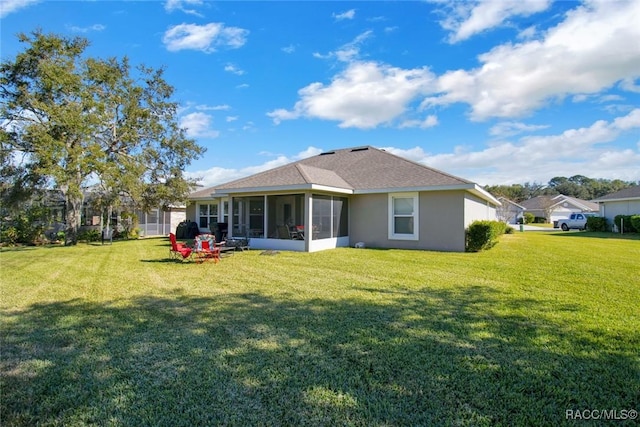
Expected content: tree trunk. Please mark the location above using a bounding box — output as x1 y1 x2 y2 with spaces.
64 195 82 245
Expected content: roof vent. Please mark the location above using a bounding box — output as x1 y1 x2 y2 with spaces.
350 147 369 152
319 151 335 156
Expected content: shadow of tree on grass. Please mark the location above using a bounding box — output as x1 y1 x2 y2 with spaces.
2 286 638 426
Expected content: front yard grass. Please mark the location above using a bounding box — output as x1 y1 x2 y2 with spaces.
1 231 638 426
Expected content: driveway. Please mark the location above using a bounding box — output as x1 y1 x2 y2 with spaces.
519 224 561 232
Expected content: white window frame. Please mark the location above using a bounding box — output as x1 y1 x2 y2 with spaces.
388 192 419 241
198 203 218 230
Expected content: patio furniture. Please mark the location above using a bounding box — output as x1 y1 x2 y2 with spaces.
194 236 219 264
277 225 292 239
225 237 249 251
169 232 193 261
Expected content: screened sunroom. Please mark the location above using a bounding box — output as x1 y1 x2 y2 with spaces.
192 192 349 252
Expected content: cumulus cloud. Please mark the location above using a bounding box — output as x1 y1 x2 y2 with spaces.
268 61 435 129
186 146 323 187
385 109 640 184
436 0 552 43
423 0 640 120
180 112 220 138
0 0 39 18
163 23 249 53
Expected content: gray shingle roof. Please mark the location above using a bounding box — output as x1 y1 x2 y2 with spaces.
593 186 640 201
213 146 471 192
519 195 598 212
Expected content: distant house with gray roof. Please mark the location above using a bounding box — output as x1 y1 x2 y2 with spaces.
188 146 500 252
519 195 598 223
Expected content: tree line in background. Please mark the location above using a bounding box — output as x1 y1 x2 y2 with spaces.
485 175 638 203
1 31 205 245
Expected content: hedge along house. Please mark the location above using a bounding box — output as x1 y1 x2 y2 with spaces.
188 146 500 252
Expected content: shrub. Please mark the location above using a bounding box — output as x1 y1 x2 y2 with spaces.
631 215 640 232
78 229 101 242
466 220 508 252
586 216 608 232
523 212 535 224
614 215 639 233
1 226 19 245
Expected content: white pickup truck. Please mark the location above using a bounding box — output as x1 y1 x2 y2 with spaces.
555 213 596 231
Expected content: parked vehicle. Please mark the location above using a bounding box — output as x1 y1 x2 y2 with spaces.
555 213 597 231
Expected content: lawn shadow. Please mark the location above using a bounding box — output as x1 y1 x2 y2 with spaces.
2 287 638 426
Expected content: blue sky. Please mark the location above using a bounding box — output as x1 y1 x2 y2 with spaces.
2 0 639 188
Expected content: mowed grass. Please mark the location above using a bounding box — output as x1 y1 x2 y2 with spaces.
1 231 638 426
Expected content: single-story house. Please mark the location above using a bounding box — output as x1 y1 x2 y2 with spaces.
188 146 499 252
518 195 598 223
593 186 640 226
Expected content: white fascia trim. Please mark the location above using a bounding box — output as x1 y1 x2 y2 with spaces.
595 197 640 203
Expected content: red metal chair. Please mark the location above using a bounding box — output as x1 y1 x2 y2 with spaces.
169 233 192 261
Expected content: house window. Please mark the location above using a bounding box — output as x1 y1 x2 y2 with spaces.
199 204 218 230
389 193 419 240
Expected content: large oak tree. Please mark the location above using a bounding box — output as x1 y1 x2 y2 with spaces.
1 31 204 244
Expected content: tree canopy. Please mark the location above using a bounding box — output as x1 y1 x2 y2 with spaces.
1 31 205 244
485 176 636 203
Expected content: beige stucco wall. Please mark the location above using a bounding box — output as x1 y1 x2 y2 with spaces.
350 190 470 252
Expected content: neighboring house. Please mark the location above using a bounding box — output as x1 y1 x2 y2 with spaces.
593 186 640 226
136 206 186 237
519 195 598 223
188 146 499 252
31 188 185 238
496 197 526 224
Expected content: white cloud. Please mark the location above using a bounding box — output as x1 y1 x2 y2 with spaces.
423 0 640 120
399 115 439 129
180 112 220 138
436 0 553 43
268 61 435 129
163 23 249 53
315 30 373 63
224 63 245 75
386 109 640 185
226 116 238 122
186 146 323 187
195 104 231 111
334 9 356 21
489 121 549 137
67 24 106 33
0 0 39 18
281 44 296 54
164 0 203 16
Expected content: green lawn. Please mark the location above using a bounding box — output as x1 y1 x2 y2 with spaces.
1 232 639 426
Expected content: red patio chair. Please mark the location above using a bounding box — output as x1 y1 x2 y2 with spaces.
194 239 220 264
169 232 192 261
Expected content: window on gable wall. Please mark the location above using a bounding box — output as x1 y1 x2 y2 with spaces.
388 192 419 240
